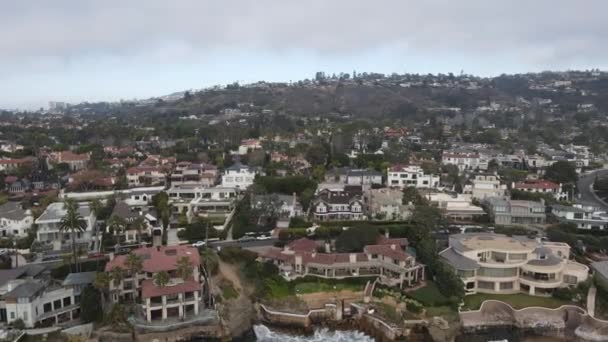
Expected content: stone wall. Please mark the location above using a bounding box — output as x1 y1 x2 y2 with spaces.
460 300 608 341
258 303 336 328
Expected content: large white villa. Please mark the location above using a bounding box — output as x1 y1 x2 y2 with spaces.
440 233 589 296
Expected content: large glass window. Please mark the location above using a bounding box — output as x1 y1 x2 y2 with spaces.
457 269 475 278
477 281 494 289
477 267 518 277
508 253 527 261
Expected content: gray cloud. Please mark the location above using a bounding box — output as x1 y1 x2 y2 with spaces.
1 0 607 79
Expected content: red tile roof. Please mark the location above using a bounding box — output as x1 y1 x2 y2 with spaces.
105 245 201 273
141 279 200 298
364 244 411 262
287 238 318 252
376 235 409 247
58 151 90 162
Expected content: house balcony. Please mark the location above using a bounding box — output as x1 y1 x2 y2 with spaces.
519 275 562 288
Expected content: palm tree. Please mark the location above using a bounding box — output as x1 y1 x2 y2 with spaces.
176 256 194 280
93 272 110 308
90 198 103 219
125 253 143 302
130 216 147 245
107 215 127 236
110 266 125 302
154 271 170 288
59 199 87 273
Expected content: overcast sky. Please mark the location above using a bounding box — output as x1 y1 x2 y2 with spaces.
1 0 607 109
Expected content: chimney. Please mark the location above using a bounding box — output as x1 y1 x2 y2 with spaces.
109 252 115 261
324 241 331 253
349 253 357 263
384 230 390 239
390 244 397 250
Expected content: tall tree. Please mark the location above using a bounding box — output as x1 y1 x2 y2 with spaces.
125 253 143 302
130 216 147 245
59 199 87 273
93 272 110 309
110 266 125 300
176 256 194 280
154 271 170 287
544 161 578 184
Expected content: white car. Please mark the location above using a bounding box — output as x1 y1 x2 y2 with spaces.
192 241 206 247
256 235 272 240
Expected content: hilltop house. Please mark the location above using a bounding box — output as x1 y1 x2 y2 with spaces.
551 204 608 231
512 179 568 201
484 197 546 226
220 162 261 189
463 173 507 200
311 186 365 221
387 165 439 189
35 202 97 252
0 202 34 238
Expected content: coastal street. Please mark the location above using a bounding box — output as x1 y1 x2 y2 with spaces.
577 169 608 210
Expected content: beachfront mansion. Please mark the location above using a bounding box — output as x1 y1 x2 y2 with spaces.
440 233 589 296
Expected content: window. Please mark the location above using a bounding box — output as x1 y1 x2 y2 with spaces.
477 281 494 289
477 267 518 277
63 297 71 307
499 282 514 290
10 312 15 319
53 299 62 310
43 303 52 313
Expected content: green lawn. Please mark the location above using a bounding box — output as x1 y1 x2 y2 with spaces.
294 281 364 294
408 281 449 306
463 293 572 310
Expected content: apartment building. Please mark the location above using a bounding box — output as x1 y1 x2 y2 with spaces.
512 179 568 201
0 202 34 238
311 186 365 221
485 197 546 226
105 245 205 323
35 202 97 252
261 236 425 289
552 204 608 231
463 173 507 200
440 233 589 296
387 165 439 189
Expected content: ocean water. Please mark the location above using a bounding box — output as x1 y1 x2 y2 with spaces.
253 325 374 342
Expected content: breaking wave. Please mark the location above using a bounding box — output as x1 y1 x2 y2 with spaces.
253 324 374 342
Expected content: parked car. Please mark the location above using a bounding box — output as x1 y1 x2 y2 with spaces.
192 241 206 247
238 236 256 242
256 235 272 240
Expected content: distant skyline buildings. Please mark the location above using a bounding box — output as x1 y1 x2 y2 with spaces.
1 1 608 109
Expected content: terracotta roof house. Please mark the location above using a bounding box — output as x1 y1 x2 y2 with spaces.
104 245 207 324
261 236 424 289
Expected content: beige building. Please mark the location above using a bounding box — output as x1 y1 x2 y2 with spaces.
463 173 507 200
440 233 588 296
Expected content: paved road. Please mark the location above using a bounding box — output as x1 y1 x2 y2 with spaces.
577 169 608 210
587 285 597 317
208 238 277 249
